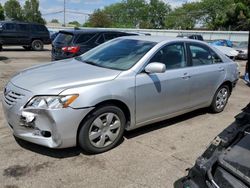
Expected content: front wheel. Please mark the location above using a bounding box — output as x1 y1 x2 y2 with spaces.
78 105 126 154
31 40 44 51
210 85 230 113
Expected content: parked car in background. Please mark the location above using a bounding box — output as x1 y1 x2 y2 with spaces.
234 41 248 60
0 21 51 51
212 45 239 60
51 30 137 60
175 103 250 188
50 32 59 42
210 39 233 47
2 36 239 154
177 34 204 41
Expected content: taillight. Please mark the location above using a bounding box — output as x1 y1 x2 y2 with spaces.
62 46 80 53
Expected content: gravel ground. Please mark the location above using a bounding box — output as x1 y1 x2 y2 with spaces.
0 46 249 188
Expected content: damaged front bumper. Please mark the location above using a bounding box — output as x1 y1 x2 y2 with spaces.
1 82 94 148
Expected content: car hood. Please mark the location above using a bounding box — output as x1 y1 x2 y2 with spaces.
10 58 121 95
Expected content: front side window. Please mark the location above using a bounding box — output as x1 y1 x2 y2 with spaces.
188 44 213 66
76 39 156 70
149 43 187 70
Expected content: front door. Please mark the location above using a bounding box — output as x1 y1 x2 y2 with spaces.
135 42 191 125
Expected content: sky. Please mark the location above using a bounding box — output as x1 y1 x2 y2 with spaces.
0 0 199 24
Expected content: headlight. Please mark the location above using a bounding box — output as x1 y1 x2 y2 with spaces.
25 95 79 109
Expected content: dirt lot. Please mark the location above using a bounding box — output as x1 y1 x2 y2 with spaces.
0 46 249 188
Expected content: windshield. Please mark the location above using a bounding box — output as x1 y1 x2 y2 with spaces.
54 32 73 44
76 39 156 70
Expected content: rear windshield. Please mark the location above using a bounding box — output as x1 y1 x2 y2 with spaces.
54 32 73 44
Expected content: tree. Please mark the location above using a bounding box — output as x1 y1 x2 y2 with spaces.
223 0 250 30
23 0 45 24
51 19 59 23
87 9 112 27
68 21 81 27
0 3 5 20
165 2 201 29
4 0 23 21
148 0 171 29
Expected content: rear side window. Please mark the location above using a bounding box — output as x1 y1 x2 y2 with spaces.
210 50 223 63
96 34 105 44
31 25 47 32
188 44 213 66
104 33 118 41
18 24 29 31
4 23 16 31
75 33 95 44
54 33 73 44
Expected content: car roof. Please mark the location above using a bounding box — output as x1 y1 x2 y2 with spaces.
0 21 44 25
119 35 201 44
59 29 130 35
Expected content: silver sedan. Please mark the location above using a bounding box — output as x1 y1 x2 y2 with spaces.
2 36 239 153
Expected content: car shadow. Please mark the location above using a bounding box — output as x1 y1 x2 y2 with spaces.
14 136 125 158
124 108 208 139
14 108 207 158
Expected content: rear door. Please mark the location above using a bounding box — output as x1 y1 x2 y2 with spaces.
187 42 226 107
16 24 30 45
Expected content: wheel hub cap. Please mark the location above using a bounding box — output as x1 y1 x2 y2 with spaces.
88 113 121 148
216 88 228 110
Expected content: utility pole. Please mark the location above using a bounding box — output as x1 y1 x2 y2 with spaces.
63 0 66 26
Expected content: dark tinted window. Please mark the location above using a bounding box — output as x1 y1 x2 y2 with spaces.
77 39 156 70
104 33 118 41
149 43 187 70
96 34 105 44
75 33 95 43
188 44 213 66
4 23 16 31
54 33 73 44
18 24 29 31
31 24 47 32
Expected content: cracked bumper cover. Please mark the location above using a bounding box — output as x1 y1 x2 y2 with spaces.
2 95 94 148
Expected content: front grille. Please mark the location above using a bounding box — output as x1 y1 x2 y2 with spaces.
4 90 24 107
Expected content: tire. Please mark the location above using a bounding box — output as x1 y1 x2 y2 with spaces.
23 46 32 50
31 40 44 51
78 105 126 154
210 85 230 113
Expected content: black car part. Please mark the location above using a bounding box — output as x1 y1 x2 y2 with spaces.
175 103 250 188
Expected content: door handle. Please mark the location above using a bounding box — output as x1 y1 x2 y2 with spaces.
182 73 191 80
218 67 225 72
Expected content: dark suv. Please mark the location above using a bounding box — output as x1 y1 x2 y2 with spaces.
52 30 137 60
0 21 51 51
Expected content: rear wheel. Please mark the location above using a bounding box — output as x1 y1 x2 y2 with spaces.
78 105 125 154
210 85 230 113
31 40 44 51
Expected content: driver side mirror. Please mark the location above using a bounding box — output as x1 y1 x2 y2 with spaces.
145 62 166 74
